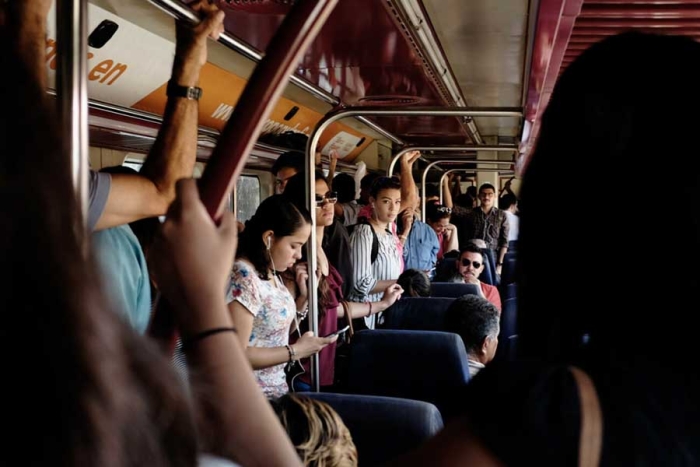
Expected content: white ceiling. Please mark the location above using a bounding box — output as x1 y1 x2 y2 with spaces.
422 0 530 139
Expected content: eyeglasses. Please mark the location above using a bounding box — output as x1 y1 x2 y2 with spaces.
435 206 452 214
461 258 482 268
315 191 338 206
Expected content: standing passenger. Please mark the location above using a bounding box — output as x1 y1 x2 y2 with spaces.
348 177 403 329
392 32 700 466
283 171 403 391
227 195 335 398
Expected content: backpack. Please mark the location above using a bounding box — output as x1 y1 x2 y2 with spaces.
347 217 379 264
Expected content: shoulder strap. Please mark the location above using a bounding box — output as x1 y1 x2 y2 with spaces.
357 217 379 264
569 366 603 467
340 300 354 339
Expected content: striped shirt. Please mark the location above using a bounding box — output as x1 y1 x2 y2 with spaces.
348 223 402 328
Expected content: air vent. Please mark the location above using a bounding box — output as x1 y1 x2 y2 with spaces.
357 95 429 106
221 0 296 14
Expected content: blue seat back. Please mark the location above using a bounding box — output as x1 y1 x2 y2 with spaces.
479 247 498 286
297 392 443 467
348 329 470 419
495 297 518 361
380 297 455 331
430 282 480 298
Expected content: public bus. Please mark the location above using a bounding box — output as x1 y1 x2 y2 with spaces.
38 0 698 464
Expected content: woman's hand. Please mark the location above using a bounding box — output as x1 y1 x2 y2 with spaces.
292 331 337 359
150 179 237 324
294 262 309 298
379 283 404 309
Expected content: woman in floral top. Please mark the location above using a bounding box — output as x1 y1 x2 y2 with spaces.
227 195 336 398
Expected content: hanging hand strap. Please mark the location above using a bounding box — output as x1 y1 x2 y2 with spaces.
569 366 603 467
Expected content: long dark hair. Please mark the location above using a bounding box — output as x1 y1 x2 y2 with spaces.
0 29 195 466
518 32 700 369
283 170 333 312
237 194 312 279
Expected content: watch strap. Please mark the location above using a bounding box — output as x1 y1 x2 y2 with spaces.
166 80 202 101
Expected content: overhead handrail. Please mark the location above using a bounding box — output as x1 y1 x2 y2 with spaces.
438 169 475 205
149 0 339 355
386 145 517 176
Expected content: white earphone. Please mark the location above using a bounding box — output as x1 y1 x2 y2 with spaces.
266 236 272 249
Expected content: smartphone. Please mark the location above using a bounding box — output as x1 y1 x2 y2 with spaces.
323 325 350 339
88 20 119 49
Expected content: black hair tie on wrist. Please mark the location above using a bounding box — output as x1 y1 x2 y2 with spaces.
181 327 237 352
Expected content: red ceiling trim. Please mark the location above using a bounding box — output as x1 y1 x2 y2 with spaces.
519 0 584 173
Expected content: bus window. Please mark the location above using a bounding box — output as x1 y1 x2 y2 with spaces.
236 175 260 223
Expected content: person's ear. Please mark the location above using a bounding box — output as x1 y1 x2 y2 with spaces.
262 230 274 250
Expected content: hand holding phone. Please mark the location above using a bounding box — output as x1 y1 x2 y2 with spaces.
323 325 350 339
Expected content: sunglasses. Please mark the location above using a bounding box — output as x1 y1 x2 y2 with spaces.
435 206 452 214
315 192 338 206
461 258 482 268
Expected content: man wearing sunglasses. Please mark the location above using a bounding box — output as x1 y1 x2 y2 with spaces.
454 244 502 311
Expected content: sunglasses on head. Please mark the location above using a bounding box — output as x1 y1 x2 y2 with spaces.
461 258 482 268
436 206 452 214
315 191 338 206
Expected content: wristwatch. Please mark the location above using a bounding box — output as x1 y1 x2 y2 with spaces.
166 80 202 101
496 262 503 267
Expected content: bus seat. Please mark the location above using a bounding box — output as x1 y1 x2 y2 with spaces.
430 282 480 298
499 282 517 301
347 329 470 419
480 248 497 286
380 297 455 331
500 255 517 285
495 297 518 362
297 392 443 467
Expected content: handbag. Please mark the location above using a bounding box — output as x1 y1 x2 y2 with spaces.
569 366 603 467
332 300 355 391
285 312 306 392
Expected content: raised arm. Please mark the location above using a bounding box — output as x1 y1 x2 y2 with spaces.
95 1 224 230
150 179 302 467
443 174 454 208
400 150 421 212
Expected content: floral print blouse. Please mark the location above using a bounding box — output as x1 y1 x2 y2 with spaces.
226 260 296 398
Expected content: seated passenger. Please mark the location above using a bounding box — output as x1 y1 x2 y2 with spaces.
397 269 431 298
271 394 358 467
392 32 700 467
444 295 500 377
451 244 502 311
227 195 335 398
